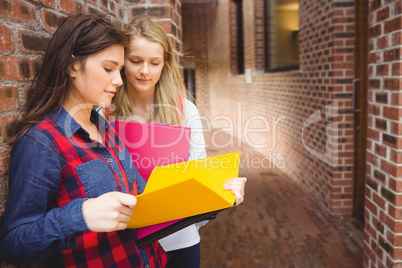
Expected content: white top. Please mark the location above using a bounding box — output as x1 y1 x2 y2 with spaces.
158 99 207 252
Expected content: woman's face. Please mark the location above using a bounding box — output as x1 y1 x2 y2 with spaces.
70 44 124 109
124 37 165 93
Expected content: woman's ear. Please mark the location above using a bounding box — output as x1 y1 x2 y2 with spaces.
69 56 80 78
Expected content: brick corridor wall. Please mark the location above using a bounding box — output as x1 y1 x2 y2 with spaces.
184 0 356 218
298 0 356 216
254 0 265 72
0 0 180 267
182 3 210 114
364 0 402 266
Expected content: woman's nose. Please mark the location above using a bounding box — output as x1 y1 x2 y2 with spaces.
113 72 123 86
140 63 149 75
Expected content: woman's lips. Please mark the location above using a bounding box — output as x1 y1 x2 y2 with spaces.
105 91 115 97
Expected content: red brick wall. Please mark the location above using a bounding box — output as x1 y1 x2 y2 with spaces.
184 0 356 217
182 3 210 113
0 0 180 267
254 0 265 72
365 0 402 266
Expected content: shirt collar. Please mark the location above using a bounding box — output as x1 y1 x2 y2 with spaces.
50 106 109 138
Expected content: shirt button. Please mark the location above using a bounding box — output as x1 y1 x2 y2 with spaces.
120 177 124 183
108 158 113 163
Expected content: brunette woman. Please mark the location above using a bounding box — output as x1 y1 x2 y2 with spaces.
0 14 167 267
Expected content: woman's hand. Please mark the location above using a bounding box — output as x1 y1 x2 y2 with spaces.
223 177 247 206
82 192 137 232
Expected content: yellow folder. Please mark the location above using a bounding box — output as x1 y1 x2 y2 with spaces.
127 152 241 229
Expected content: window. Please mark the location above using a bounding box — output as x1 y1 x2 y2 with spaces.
230 0 244 75
265 0 299 72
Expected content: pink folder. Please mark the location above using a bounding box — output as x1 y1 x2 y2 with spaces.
114 120 191 239
114 120 191 180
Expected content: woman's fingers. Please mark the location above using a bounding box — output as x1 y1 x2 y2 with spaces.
109 209 132 222
119 206 134 217
223 177 247 206
114 191 137 209
223 177 247 192
110 192 136 216
230 188 244 205
82 192 137 232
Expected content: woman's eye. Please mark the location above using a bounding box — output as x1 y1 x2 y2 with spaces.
130 60 140 64
152 63 160 66
104 67 112 73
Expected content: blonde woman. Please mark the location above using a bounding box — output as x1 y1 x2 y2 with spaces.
111 16 247 267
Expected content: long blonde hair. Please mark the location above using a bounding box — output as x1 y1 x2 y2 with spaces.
111 16 187 126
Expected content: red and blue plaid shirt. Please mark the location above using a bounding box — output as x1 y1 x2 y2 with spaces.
0 107 168 267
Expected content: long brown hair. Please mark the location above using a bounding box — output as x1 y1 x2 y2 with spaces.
6 13 128 145
111 16 188 126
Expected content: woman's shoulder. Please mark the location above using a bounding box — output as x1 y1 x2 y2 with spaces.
183 99 199 116
183 98 195 106
16 115 64 151
32 117 64 139
183 99 202 128
12 121 55 155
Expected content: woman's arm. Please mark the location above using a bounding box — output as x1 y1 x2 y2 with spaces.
0 131 89 265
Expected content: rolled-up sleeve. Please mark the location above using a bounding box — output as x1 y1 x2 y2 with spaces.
0 131 89 265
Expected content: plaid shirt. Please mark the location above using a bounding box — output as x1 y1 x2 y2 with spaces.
0 107 168 267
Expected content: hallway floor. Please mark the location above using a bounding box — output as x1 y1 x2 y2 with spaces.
199 134 364 268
